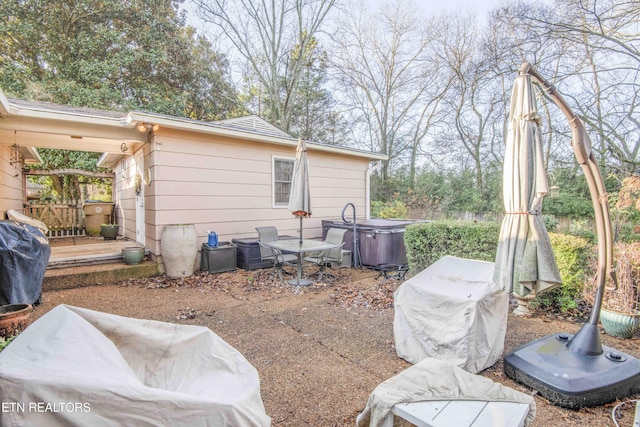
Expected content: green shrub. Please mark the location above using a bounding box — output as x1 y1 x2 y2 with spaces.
543 215 558 232
371 200 408 219
614 222 640 243
530 233 593 313
404 220 500 274
566 218 596 244
0 336 15 352
404 221 594 315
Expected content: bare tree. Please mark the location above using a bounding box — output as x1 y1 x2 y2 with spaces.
193 0 337 132
487 1 577 171
329 0 444 180
495 0 640 175
433 13 502 196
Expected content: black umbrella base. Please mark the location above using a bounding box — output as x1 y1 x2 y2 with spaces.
504 332 640 409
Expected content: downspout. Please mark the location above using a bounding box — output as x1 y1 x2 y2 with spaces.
366 160 382 220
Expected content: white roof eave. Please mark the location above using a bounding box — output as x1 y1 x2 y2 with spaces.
127 111 388 161
0 91 10 117
0 88 386 162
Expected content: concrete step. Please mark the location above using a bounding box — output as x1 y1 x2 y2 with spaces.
48 239 148 269
43 261 161 291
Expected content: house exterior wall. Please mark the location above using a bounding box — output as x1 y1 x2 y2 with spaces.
0 145 24 218
113 154 137 241
138 128 370 257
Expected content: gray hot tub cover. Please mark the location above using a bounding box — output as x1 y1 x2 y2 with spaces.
0 305 271 427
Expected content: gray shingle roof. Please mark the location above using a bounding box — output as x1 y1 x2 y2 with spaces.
212 115 291 138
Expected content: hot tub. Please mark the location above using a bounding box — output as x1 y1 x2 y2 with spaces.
321 219 428 267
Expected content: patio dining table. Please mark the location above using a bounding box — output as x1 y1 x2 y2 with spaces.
264 239 341 286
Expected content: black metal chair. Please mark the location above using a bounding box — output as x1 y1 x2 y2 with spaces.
303 228 347 281
255 226 297 280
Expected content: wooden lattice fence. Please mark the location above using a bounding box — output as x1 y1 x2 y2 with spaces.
23 201 84 237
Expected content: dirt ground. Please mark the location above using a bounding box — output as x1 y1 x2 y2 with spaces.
24 266 640 427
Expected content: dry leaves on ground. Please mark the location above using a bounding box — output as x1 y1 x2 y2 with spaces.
329 280 400 310
122 267 401 311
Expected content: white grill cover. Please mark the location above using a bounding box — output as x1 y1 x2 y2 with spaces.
394 256 509 373
0 305 270 427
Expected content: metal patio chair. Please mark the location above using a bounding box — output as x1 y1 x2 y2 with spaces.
303 227 347 281
256 226 297 280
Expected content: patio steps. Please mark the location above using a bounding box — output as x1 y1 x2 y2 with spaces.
43 261 161 292
42 238 162 291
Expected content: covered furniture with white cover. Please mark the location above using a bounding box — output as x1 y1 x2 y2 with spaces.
0 305 271 427
393 256 509 373
356 358 536 427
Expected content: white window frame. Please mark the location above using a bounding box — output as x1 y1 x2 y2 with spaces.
272 155 295 208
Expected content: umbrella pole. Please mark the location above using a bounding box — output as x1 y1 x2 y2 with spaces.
523 62 613 353
299 216 303 244
503 63 640 409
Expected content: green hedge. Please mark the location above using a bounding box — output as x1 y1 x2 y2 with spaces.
531 233 593 312
404 220 500 274
371 200 408 219
404 221 594 315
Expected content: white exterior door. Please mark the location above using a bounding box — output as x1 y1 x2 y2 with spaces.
135 150 145 246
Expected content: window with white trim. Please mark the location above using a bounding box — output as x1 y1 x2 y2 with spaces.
273 157 294 207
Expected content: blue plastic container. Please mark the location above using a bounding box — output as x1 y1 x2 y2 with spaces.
207 231 219 247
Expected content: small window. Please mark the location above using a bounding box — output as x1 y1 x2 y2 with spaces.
273 157 294 207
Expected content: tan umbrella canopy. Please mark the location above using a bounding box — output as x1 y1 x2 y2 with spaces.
493 71 562 315
288 138 311 243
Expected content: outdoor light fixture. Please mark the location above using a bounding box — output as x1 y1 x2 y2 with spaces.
503 63 640 409
136 122 159 132
549 185 560 199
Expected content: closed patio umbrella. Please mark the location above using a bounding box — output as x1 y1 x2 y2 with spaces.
502 62 640 410
289 138 311 243
493 71 561 315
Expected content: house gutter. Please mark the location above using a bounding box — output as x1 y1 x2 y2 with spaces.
366 160 382 219
7 100 130 129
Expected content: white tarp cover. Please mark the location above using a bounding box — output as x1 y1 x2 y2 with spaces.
6 209 48 236
0 305 271 427
394 256 509 373
355 358 536 427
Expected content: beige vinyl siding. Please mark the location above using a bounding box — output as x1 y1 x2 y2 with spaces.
307 151 367 221
113 152 141 243
0 145 25 217
143 128 370 252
